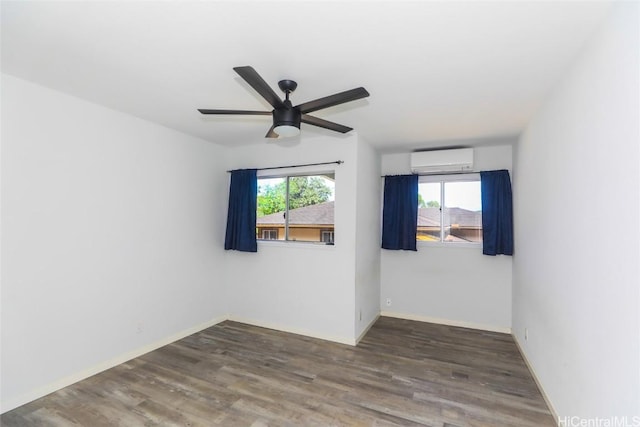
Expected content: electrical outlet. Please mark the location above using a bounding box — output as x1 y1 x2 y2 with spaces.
386 298 392 306
524 328 528 341
359 310 362 321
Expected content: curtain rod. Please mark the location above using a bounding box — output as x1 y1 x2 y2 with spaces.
381 170 480 178
227 160 343 173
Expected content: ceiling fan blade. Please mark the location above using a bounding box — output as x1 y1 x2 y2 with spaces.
233 66 284 109
297 87 370 114
302 114 353 133
265 125 278 138
198 109 271 115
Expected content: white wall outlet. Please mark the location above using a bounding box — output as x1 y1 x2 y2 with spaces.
524 328 528 341
386 298 392 306
359 310 362 321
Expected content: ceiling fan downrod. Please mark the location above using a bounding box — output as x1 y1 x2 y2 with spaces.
278 79 298 103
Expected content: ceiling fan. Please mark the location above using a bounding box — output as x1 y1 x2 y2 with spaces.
198 66 370 138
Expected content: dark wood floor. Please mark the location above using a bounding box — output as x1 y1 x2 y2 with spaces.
2 317 555 426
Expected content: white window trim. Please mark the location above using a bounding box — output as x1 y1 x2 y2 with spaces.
417 240 481 249
258 240 336 250
257 167 336 180
418 172 480 183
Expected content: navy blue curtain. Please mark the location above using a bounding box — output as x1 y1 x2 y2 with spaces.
382 174 419 251
480 170 513 256
224 169 257 252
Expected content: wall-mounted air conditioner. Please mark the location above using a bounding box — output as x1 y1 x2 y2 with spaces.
410 148 474 174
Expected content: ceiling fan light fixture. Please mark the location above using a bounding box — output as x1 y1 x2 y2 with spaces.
273 124 300 138
272 106 301 138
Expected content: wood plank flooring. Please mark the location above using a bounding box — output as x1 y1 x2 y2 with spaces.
1 317 556 426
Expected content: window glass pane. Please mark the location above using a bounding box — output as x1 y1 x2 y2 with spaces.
257 177 286 240
287 174 335 242
443 181 482 243
417 182 441 241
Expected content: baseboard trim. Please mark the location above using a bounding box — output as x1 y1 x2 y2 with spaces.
512 335 559 426
228 315 357 346
380 311 512 334
1 315 228 414
355 314 380 345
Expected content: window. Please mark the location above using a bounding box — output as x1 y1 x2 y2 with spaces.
257 173 335 243
320 230 334 244
261 229 278 240
417 175 482 244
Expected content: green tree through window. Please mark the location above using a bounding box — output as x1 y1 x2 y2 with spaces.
258 176 332 216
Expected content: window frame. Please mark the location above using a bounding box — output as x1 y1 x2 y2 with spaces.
256 169 336 246
418 173 482 248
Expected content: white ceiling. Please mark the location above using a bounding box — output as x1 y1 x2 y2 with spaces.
1 1 612 151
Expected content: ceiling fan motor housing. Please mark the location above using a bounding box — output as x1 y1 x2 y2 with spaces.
273 103 301 128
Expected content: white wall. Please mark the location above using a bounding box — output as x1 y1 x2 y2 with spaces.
354 138 381 340
380 144 514 332
0 75 229 412
512 3 639 419
226 136 359 344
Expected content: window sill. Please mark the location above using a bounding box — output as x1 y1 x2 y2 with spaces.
257 240 336 250
416 241 482 249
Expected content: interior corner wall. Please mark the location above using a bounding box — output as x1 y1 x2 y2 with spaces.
0 74 230 412
380 144 514 332
512 3 639 419
354 138 381 339
225 136 359 344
